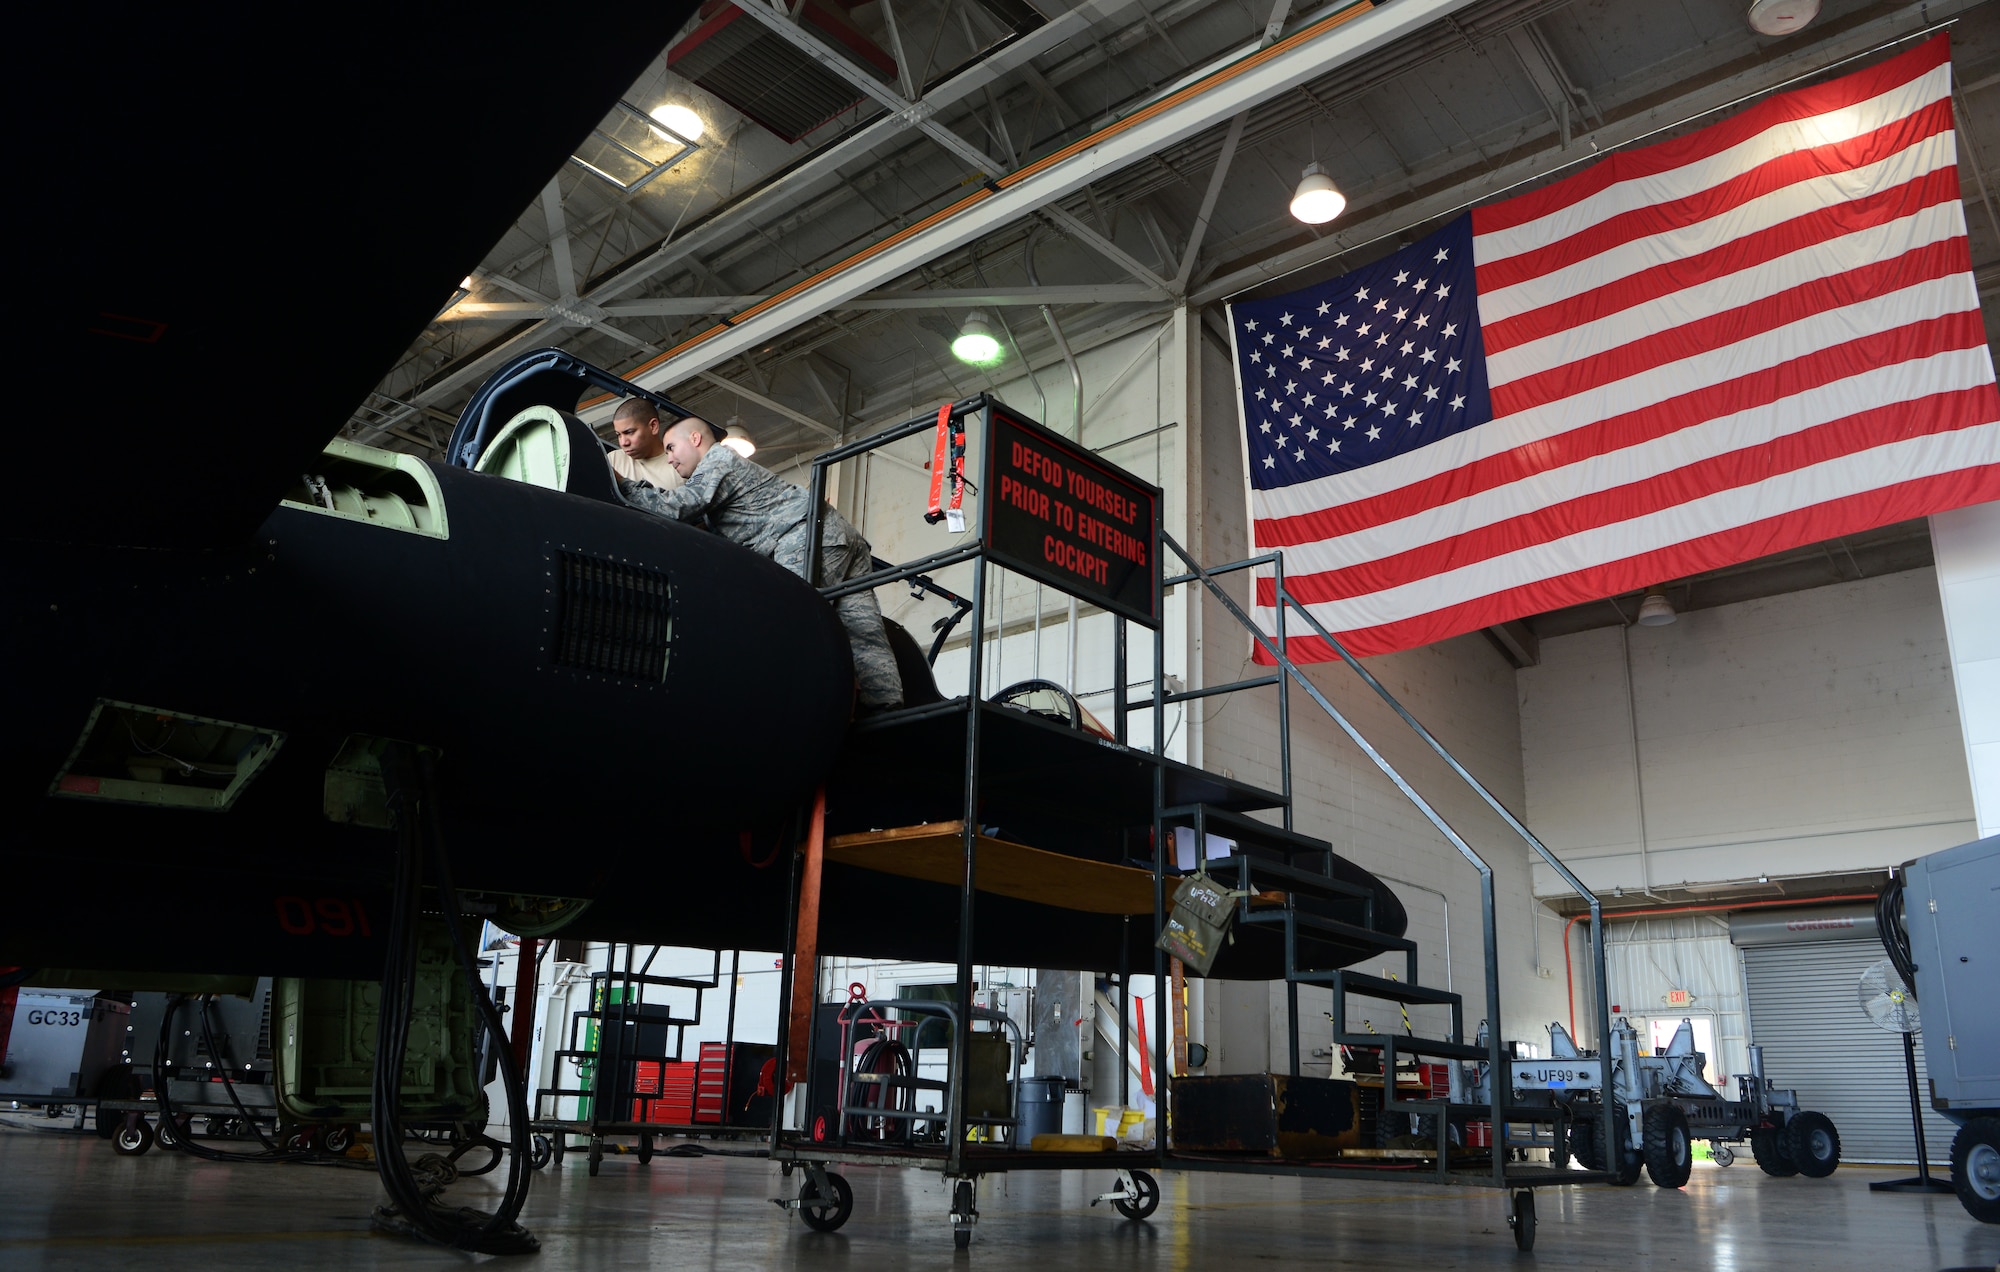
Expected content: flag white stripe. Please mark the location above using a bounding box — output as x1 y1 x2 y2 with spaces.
1248 272 1981 521
1255 348 1997 573
1473 64 1951 267
1258 422 2000 633
1476 132 1958 331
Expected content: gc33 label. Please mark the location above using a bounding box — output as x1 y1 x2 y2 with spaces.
26 1009 86 1027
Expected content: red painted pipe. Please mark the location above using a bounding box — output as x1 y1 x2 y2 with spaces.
1563 892 1879 1037
511 937 538 1076
786 788 828 1088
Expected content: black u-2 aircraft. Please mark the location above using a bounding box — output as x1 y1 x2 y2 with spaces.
4 6 1407 987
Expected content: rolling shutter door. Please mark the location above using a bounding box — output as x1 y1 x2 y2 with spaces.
1741 939 1956 1165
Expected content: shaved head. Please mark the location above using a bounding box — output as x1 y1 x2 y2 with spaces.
661 415 722 478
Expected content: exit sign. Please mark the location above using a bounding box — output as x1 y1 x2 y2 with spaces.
1666 989 1694 1007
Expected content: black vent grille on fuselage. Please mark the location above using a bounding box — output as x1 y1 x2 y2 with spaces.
553 552 672 682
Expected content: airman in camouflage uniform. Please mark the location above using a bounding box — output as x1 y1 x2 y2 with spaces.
616 417 903 710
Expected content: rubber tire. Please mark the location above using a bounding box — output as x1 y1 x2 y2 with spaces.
587 1138 602 1177
529 1135 553 1170
1511 1190 1536 1253
1113 1169 1161 1220
798 1172 854 1233
1751 1126 1798 1177
1948 1116 2000 1224
323 1124 355 1154
551 1135 566 1165
1643 1104 1693 1189
636 1135 654 1165
1570 1113 1601 1171
1583 1114 1640 1185
1785 1111 1840 1178
112 1120 154 1156
951 1178 976 1247
1712 1144 1735 1167
155 1117 184 1152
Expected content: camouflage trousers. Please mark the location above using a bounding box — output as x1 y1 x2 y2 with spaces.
807 535 903 709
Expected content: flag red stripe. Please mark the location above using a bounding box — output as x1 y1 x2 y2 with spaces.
1252 310 1990 547
1469 37 1950 235
1481 164 1964 356
1475 101 1954 296
1254 464 2000 661
1261 386 2000 607
1489 236 1974 417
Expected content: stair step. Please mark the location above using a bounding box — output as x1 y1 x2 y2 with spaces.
1237 909 1406 953
1336 1034 1488 1062
1164 804 1334 863
1333 970 1461 1009
1208 855 1377 904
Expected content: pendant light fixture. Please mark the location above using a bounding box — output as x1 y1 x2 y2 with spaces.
1289 163 1346 224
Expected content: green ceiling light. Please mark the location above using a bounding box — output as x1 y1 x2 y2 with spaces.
952 311 1003 365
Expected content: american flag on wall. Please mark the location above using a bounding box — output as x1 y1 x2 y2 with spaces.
1228 35 2000 661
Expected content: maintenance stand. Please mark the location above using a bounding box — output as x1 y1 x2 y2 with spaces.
769 395 1621 1253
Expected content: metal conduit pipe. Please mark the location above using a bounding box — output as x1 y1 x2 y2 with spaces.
1024 230 1087 695
1560 892 1882 1040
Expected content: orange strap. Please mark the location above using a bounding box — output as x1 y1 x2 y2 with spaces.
924 403 966 529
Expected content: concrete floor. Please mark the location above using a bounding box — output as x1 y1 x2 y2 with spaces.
2 1123 1995 1270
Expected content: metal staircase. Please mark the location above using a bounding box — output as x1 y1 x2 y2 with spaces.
1149 530 1617 1187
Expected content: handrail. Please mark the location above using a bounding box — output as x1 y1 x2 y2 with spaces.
1157 529 1615 1188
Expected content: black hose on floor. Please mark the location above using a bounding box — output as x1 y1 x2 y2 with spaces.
371 744 537 1255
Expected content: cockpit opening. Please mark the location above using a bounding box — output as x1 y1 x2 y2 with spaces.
283 438 448 538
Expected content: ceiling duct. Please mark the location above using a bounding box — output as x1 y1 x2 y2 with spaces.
668 0 897 143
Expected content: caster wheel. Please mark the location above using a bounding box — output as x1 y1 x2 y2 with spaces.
1511 1190 1536 1252
529 1134 553 1170
637 1135 654 1165
1113 1170 1160 1220
587 1138 602 1177
799 1171 853 1232
1712 1144 1735 1168
155 1117 188 1151
951 1178 977 1246
112 1120 154 1156
551 1135 566 1165
323 1124 355 1154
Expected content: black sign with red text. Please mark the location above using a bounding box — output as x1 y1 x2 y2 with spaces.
982 403 1161 628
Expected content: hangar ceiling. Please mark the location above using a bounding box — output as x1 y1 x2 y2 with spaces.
350 0 2000 632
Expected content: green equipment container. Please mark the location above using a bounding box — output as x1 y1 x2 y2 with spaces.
271 918 487 1127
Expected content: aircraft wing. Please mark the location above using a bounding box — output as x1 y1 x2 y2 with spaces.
12 5 699 549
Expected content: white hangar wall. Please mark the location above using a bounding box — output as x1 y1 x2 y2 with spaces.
1516 567 1980 900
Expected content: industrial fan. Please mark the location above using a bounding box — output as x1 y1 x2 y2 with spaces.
1858 958 1920 1033
1859 956 1954 1194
